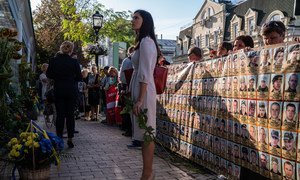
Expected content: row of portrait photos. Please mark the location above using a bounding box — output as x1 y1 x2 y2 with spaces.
157 96 299 131
156 43 299 179
165 72 299 101
157 130 300 180
167 43 300 79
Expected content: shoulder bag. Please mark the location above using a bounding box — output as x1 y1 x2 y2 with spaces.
153 64 168 94
123 54 168 95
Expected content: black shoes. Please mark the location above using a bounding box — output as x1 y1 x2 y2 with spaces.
122 131 132 137
67 140 74 148
127 140 142 149
74 130 79 134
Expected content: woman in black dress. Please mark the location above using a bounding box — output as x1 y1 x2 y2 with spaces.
46 41 82 148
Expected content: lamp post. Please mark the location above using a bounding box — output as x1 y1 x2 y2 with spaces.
92 11 103 68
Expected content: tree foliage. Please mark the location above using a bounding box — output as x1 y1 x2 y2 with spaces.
33 0 65 65
33 0 135 67
59 0 135 45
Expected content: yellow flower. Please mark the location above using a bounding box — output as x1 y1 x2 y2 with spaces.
16 144 22 150
34 142 40 148
9 149 18 158
25 141 30 147
27 136 32 141
15 151 20 157
11 138 18 144
12 144 19 150
20 132 26 138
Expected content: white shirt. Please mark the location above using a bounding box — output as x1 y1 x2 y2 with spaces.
119 57 133 84
39 73 48 100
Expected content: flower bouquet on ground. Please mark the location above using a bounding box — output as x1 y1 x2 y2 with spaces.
6 120 63 179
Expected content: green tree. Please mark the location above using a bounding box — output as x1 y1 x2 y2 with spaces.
33 0 65 65
33 0 135 67
59 0 135 45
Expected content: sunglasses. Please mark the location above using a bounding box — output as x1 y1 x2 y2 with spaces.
263 21 281 28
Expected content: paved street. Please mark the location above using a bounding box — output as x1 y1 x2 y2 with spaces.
36 115 217 180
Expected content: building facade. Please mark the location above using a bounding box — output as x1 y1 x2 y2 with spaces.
0 0 36 92
174 0 299 63
0 0 36 67
157 38 176 64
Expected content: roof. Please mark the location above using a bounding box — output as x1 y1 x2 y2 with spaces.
157 39 177 47
224 0 295 40
231 0 294 26
178 26 193 40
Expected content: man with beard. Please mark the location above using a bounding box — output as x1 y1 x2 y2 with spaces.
285 74 298 93
260 154 268 170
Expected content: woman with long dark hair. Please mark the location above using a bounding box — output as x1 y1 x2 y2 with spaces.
130 9 159 180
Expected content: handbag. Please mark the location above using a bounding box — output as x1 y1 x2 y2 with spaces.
124 68 134 85
123 53 168 94
153 65 168 94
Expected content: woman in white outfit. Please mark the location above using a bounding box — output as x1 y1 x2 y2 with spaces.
130 9 158 180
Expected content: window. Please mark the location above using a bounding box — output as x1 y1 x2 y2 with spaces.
195 36 201 47
214 31 218 44
233 23 238 39
205 34 210 47
197 35 202 47
270 14 281 21
267 11 285 22
183 41 188 54
248 17 255 35
208 8 211 17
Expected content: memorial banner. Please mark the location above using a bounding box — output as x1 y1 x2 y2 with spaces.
156 43 300 179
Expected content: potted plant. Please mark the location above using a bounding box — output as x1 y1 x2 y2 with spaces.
85 43 108 56
6 120 64 180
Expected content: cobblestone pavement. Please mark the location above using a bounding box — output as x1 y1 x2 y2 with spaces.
38 115 217 180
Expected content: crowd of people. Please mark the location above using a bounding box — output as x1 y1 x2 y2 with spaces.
36 10 299 179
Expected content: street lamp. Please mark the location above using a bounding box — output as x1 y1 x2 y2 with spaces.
92 11 103 67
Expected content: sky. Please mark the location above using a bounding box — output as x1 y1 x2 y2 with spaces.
30 0 205 40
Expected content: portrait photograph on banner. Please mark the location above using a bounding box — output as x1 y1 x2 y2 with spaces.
155 42 300 179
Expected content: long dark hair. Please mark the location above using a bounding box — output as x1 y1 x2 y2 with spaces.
133 10 159 55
